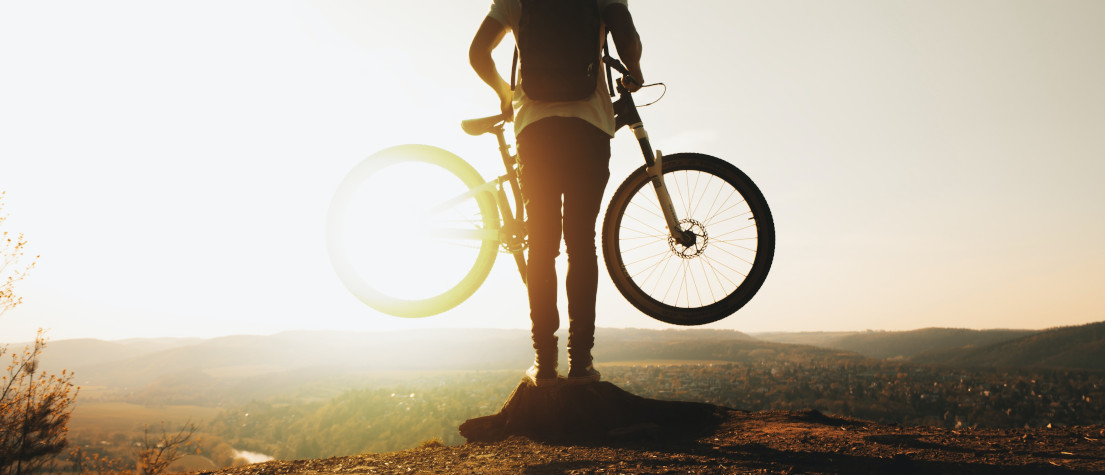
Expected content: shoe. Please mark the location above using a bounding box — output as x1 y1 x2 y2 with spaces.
566 364 601 384
525 363 560 387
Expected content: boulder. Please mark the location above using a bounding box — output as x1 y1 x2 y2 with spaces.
459 379 725 443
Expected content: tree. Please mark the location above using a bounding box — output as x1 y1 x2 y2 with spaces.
134 421 200 475
0 192 36 320
1 192 78 474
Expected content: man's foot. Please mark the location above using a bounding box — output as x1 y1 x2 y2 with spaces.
525 363 560 387
566 364 601 384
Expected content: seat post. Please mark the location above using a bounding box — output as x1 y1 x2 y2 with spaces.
492 125 525 224
493 125 512 163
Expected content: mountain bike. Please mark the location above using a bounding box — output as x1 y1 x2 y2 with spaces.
326 57 774 326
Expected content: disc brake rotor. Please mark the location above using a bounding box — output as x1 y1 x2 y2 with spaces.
668 218 707 259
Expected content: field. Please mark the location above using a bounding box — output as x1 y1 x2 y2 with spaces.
68 401 223 435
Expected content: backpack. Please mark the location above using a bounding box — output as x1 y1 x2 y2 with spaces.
513 0 602 101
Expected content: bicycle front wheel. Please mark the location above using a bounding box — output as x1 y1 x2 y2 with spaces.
326 144 500 317
602 153 774 325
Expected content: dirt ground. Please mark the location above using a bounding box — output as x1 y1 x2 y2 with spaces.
206 408 1105 474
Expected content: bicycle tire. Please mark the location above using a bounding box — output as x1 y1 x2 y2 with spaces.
326 144 500 317
602 153 774 325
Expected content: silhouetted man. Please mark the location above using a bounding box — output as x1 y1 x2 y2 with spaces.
470 0 643 386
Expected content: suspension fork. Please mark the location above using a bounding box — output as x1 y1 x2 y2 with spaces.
614 85 693 247
629 123 695 247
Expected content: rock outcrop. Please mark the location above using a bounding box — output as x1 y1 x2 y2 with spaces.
459 379 725 443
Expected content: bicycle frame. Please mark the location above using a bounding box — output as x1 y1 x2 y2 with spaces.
457 56 694 286
488 124 530 283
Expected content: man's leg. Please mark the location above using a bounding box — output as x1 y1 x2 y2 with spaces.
561 120 611 377
517 120 565 382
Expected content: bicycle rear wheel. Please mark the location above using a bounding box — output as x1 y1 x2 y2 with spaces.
602 153 774 325
326 144 500 317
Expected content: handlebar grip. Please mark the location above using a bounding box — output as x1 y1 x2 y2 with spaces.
603 56 642 91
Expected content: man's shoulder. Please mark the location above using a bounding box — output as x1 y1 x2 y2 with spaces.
489 0 521 11
488 0 520 29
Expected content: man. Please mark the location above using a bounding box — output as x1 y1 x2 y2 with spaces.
469 0 643 386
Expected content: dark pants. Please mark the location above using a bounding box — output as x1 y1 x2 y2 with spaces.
517 117 611 365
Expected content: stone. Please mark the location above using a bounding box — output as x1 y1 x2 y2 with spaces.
459 379 725 443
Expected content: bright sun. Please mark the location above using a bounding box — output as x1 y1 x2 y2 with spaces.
326 145 502 318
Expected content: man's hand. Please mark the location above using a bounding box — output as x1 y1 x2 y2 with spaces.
497 82 515 120
620 69 644 93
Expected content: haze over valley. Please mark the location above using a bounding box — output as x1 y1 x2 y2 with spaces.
15 322 1102 469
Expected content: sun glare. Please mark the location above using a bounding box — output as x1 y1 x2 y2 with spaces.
328 151 498 316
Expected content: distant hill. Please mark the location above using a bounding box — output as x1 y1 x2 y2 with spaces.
753 327 1035 359
61 329 537 389
35 322 1105 406
750 331 859 348
37 337 203 371
34 328 853 405
912 321 1105 370
824 328 1036 359
42 328 763 387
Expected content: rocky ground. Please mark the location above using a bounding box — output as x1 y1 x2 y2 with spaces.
206 380 1105 474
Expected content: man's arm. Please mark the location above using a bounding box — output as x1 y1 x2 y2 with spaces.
469 16 513 117
604 3 643 91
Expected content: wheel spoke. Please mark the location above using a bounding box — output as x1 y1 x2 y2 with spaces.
700 253 744 289
702 194 746 226
710 239 759 254
687 260 703 307
628 197 665 221
626 247 677 271
708 223 757 239
700 249 751 277
698 255 724 303
623 207 668 236
689 171 705 218
620 237 669 254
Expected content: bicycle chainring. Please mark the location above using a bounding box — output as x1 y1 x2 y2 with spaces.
499 224 528 254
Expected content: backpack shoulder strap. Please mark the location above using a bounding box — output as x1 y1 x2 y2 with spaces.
603 37 614 97
511 47 518 92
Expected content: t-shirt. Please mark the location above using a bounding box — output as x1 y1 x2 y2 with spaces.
487 0 629 138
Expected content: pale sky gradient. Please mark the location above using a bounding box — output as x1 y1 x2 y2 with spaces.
2 0 1103 341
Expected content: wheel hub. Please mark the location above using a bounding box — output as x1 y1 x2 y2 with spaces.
668 218 707 258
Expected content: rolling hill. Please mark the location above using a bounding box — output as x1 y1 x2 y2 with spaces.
28 321 1105 407
752 327 1036 359
912 320 1105 370
32 327 841 405
824 327 1037 359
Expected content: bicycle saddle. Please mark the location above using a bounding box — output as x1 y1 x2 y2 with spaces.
461 113 510 136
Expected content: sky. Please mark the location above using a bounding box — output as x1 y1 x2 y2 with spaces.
2 0 1103 342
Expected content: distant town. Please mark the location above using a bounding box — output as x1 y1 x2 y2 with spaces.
613 361 1103 429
